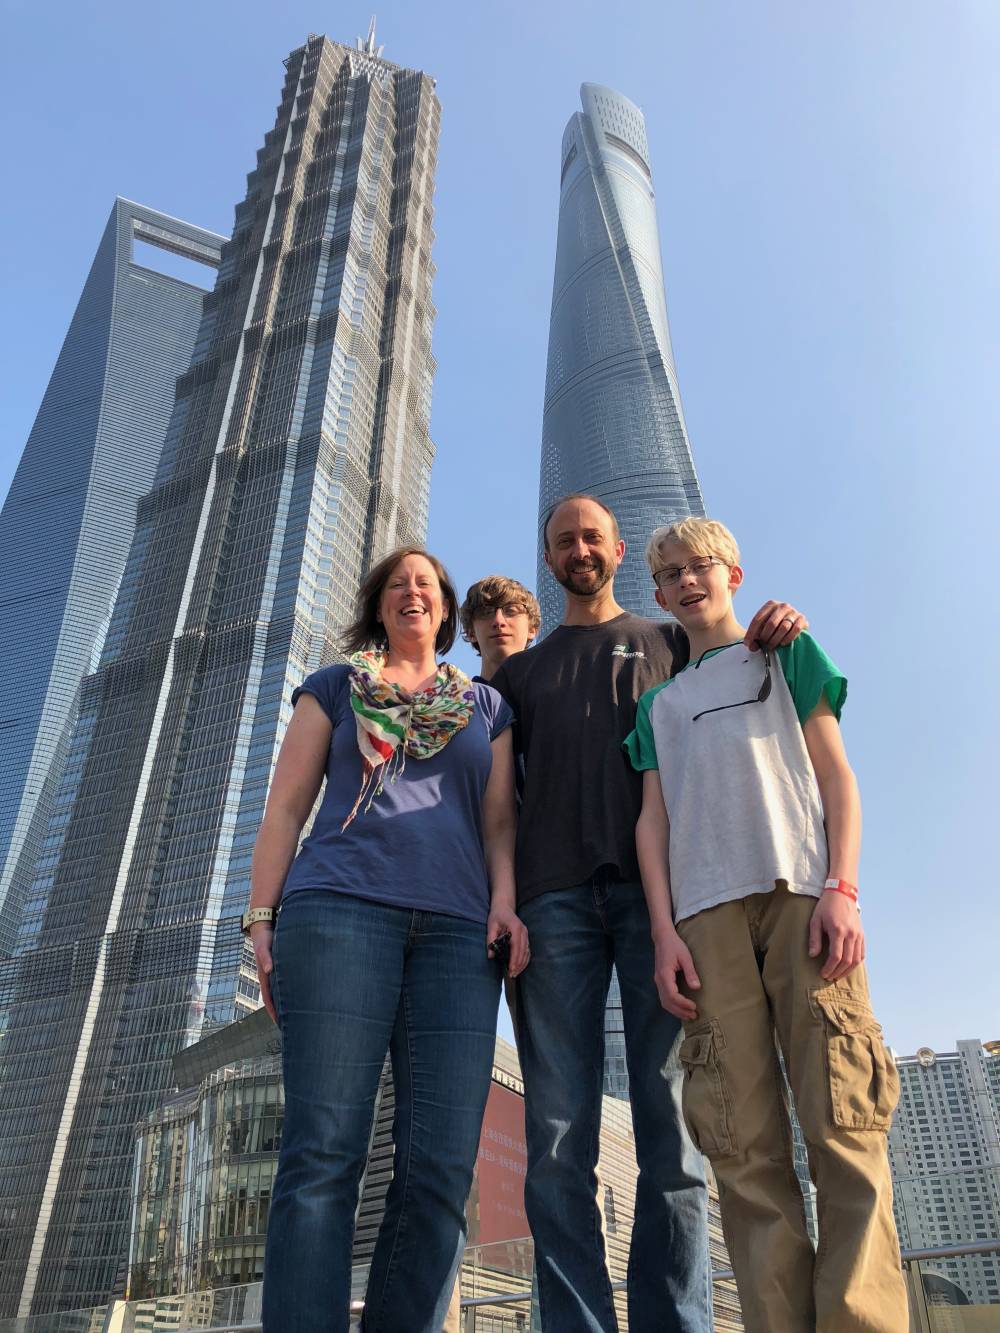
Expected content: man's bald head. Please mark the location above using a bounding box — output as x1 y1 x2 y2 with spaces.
542 493 620 551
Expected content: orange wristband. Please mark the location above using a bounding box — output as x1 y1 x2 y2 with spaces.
824 877 858 902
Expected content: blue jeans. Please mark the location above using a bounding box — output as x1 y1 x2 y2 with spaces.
262 891 501 1333
517 878 712 1333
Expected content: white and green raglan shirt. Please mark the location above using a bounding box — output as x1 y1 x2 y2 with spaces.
623 633 847 925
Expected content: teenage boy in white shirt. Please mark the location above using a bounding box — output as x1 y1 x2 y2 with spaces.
626 517 907 1333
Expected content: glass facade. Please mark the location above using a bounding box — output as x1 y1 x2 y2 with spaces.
0 201 223 959
537 86 705 1104
126 1022 742 1330
602 970 629 1100
537 83 704 633
0 31 440 1319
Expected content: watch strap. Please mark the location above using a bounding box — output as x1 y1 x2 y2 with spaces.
242 906 277 933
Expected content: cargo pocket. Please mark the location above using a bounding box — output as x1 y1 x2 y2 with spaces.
678 1021 736 1158
812 989 900 1130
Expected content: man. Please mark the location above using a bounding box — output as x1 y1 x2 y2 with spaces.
491 494 807 1333
460 573 541 681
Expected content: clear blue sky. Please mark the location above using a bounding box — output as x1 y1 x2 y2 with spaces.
2 1 998 1057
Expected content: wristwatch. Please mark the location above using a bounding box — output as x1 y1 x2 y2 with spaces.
241 906 277 934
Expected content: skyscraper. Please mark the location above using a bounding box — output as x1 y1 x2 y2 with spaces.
889 1038 1000 1304
0 200 223 958
0 28 440 1317
537 85 704 1102
537 83 704 633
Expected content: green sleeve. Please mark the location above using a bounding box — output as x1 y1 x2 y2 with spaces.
776 632 848 724
623 686 661 771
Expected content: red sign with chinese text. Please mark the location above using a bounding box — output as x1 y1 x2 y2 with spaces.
470 1081 528 1245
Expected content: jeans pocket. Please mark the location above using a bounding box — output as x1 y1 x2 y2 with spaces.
812 988 900 1130
678 1020 736 1158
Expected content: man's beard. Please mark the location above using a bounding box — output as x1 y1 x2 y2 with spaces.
555 558 614 598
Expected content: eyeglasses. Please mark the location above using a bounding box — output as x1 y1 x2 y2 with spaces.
472 601 528 621
692 647 771 722
652 556 727 589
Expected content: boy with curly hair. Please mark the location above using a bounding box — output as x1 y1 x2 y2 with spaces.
460 574 540 682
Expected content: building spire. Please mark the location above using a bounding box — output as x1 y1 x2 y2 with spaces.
356 15 384 57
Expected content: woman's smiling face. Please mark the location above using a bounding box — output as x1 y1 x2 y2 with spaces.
378 552 448 648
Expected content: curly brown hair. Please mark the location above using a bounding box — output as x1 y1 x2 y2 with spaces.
342 547 459 656
460 574 541 654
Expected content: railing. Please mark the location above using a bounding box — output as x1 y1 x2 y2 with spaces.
1 1240 997 1332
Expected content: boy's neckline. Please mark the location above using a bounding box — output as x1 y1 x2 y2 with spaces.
693 640 743 668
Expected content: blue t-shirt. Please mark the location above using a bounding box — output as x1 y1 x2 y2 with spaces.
281 665 514 923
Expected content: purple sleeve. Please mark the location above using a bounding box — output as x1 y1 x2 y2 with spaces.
291 664 350 724
475 681 514 741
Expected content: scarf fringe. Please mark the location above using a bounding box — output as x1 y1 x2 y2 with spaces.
341 746 407 831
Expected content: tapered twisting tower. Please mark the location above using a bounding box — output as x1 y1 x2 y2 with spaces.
537 84 704 633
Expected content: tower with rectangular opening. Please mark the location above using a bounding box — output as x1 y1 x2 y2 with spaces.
0 200 224 959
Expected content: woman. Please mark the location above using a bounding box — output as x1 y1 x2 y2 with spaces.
249 546 528 1333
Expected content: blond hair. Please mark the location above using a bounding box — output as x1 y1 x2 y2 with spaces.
645 517 740 576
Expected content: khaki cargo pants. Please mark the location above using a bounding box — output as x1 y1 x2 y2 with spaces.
676 886 907 1333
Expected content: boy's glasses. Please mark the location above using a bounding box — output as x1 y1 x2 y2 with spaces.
472 601 528 621
692 647 772 722
653 556 727 588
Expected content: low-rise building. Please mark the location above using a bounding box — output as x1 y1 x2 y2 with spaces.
128 1009 742 1327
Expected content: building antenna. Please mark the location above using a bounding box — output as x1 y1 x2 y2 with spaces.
357 16 384 58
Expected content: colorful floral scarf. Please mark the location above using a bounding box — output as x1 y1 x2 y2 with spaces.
342 650 475 828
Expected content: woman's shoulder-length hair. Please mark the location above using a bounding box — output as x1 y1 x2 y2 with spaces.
342 546 459 656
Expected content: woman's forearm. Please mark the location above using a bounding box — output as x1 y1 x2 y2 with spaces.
482 730 518 911
247 693 331 912
250 808 306 910
484 812 517 910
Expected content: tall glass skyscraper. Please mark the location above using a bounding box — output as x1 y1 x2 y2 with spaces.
537 83 704 632
0 29 439 1317
0 201 223 958
537 85 705 1100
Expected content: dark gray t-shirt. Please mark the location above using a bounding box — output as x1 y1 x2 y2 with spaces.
281 666 513 923
491 613 688 905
